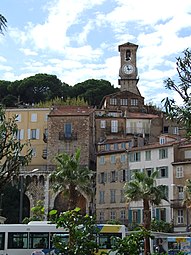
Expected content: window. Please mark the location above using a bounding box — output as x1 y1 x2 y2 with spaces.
163 126 168 133
64 123 72 138
114 143 119 150
145 150 151 161
98 172 107 184
110 210 116 220
120 98 128 105
131 98 138 106
157 166 168 178
173 126 179 135
120 154 126 162
100 120 106 129
110 98 117 105
31 113 37 122
8 232 28 249
145 168 154 177
159 137 166 144
185 150 191 159
156 208 166 221
176 166 184 178
28 129 40 140
0 233 4 250
132 210 139 223
29 233 48 249
111 170 117 182
120 190 125 203
99 156 105 165
110 189 116 203
15 114 21 122
159 148 168 159
110 155 116 164
99 211 104 222
17 129 24 140
120 210 126 220
178 186 184 199
105 144 110 151
121 142 126 149
111 120 118 133
129 152 141 162
99 191 105 204
177 209 184 224
121 169 127 182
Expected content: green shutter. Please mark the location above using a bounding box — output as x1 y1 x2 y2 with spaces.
156 208 160 220
128 209 132 223
137 209 141 223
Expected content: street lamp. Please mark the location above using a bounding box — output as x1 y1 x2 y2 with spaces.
19 169 39 223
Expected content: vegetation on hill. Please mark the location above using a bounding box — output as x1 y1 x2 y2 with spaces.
0 75 119 108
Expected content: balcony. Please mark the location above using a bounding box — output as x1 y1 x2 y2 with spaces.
59 132 77 141
170 199 185 208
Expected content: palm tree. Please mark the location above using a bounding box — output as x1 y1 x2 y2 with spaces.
124 170 168 255
50 148 94 211
0 14 7 34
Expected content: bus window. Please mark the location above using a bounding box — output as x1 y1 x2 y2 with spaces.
8 232 28 249
0 232 5 250
99 233 122 249
29 233 49 249
51 233 69 248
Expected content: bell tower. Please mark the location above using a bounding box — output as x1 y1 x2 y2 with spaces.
118 42 140 95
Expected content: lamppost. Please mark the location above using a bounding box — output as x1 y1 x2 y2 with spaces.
19 168 39 223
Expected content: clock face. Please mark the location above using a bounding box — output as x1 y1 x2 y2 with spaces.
122 64 135 75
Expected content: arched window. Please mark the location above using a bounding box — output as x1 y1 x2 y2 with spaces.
125 50 131 61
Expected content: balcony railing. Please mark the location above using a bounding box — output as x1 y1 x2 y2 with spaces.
59 132 77 141
170 199 185 208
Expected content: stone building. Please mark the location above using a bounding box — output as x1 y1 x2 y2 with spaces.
46 105 96 215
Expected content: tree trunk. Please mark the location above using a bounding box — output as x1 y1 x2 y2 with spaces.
68 184 77 210
143 198 151 255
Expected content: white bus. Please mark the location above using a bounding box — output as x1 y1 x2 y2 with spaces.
0 222 126 255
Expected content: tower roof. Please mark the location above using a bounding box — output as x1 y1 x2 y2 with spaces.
118 42 138 51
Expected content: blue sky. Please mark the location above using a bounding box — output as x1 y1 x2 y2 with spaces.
1 0 191 106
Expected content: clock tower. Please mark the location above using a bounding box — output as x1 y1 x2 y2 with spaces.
118 42 140 95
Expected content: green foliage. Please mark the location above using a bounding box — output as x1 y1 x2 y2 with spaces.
22 200 45 223
34 96 88 108
107 227 150 255
72 79 119 106
124 170 168 208
0 76 117 107
50 207 99 255
162 48 191 137
151 219 174 233
0 106 32 192
50 148 94 210
124 170 168 254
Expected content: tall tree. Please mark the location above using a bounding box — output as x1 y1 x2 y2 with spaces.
18 73 63 104
124 170 168 255
0 106 32 192
50 148 94 211
162 48 191 136
0 14 7 34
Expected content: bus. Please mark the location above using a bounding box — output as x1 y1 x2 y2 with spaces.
167 237 191 255
0 222 126 255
